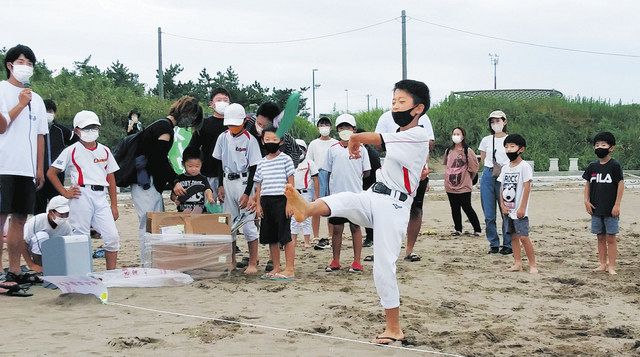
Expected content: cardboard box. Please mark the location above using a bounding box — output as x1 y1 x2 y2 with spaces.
146 212 231 234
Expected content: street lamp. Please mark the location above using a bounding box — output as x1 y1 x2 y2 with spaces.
489 53 499 89
345 89 349 112
312 69 318 122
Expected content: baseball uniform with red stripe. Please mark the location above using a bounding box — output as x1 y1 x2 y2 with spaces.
52 142 120 251
290 158 319 235
319 126 429 309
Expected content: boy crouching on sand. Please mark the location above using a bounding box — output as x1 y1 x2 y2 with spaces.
498 134 537 274
255 126 296 280
582 131 624 275
47 111 120 269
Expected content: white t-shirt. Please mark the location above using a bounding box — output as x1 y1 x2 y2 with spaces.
293 158 319 190
307 137 338 170
254 152 295 196
478 135 510 168
0 80 49 177
212 129 262 174
23 213 72 255
323 142 371 194
52 142 119 187
379 126 430 196
497 160 533 219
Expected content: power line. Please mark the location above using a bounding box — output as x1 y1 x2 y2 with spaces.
409 16 640 58
162 17 398 45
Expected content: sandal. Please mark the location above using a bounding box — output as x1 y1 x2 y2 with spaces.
5 271 44 285
364 255 374 262
0 282 33 297
403 253 421 262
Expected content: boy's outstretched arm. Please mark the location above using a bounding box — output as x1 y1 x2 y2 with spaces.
518 180 532 219
584 182 594 215
348 133 382 158
612 180 624 217
107 173 119 221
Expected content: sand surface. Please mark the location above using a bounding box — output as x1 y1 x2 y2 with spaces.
2 183 639 356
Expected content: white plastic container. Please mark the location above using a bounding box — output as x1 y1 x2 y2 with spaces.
41 235 92 276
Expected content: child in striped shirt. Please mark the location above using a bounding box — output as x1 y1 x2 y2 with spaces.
254 126 296 280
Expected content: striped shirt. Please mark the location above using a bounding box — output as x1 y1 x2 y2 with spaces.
255 152 295 196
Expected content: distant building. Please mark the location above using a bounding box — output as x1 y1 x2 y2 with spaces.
452 89 563 100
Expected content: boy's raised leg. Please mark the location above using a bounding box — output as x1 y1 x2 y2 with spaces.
507 236 522 272
606 234 617 275
593 234 608 272
285 184 330 221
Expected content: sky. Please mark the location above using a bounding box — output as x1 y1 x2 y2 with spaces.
3 0 639 117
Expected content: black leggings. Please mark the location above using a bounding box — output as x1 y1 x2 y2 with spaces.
446 192 482 233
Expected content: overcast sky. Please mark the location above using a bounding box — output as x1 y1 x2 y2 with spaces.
4 0 639 116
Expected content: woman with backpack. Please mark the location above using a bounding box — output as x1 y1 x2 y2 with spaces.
444 127 482 237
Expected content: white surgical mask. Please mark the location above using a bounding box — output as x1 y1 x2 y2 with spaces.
255 124 263 135
451 135 463 144
214 101 229 115
47 113 55 124
53 216 68 226
338 130 353 141
80 129 99 142
491 122 504 133
11 64 33 84
318 126 331 137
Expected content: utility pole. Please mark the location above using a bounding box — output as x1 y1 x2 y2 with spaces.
401 10 407 80
375 98 378 109
312 69 318 122
489 53 499 90
366 94 371 111
157 27 164 99
345 89 349 112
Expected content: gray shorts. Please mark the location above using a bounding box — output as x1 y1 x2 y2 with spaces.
591 215 619 235
504 216 529 237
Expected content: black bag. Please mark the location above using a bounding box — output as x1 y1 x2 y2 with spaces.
445 146 479 185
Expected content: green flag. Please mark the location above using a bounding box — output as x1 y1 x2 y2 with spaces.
168 127 193 174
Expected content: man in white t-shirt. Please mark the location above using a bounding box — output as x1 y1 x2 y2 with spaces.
306 116 338 248
286 80 431 345
0 45 49 284
375 110 433 262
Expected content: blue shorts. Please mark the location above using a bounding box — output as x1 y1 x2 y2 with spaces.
591 215 619 235
504 216 529 237
318 169 330 197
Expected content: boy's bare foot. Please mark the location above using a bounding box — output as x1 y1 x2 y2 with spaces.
373 330 405 345
529 266 539 274
592 265 607 272
285 184 308 222
303 243 311 250
281 269 295 278
608 268 617 275
244 265 258 275
507 265 522 272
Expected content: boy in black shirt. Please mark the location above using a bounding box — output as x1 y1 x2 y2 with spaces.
171 147 214 213
582 131 624 275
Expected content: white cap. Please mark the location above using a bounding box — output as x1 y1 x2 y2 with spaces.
73 110 101 128
46 195 70 214
488 110 507 120
335 113 356 128
223 103 246 126
295 139 307 150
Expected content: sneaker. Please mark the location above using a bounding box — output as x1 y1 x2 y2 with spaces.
325 260 341 272
362 238 373 247
314 238 331 250
488 247 500 254
499 247 513 255
451 231 462 236
349 262 363 273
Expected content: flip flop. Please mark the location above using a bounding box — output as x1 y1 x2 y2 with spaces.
364 255 374 262
374 336 407 346
268 273 293 281
0 282 33 297
403 254 421 262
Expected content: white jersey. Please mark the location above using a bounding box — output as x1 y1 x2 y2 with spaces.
293 158 319 190
324 142 371 194
478 135 509 168
0 80 49 177
378 126 430 196
498 160 533 219
212 129 262 174
375 110 434 140
24 213 73 254
52 142 119 187
307 137 338 169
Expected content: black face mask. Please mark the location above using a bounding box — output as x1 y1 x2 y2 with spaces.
506 151 521 162
391 106 417 127
264 142 280 154
595 148 609 159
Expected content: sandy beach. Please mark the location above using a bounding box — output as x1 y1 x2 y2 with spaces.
2 180 639 356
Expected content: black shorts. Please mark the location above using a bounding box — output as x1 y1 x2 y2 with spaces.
259 195 292 245
0 175 36 215
328 217 354 225
411 177 429 211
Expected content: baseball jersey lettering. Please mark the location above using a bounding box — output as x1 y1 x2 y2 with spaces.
52 142 119 187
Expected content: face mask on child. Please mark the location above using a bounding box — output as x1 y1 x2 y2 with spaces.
338 130 353 141
264 142 280 154
79 129 99 142
318 126 330 137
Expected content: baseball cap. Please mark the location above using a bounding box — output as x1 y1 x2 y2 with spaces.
488 110 507 120
73 110 101 129
335 113 356 128
295 138 307 150
46 195 70 214
223 103 246 126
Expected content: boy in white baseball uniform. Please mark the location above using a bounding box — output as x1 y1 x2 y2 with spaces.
323 114 370 273
47 110 120 269
290 139 319 250
287 80 431 345
23 195 72 271
212 103 262 274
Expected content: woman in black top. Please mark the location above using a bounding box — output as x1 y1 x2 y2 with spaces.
131 96 203 237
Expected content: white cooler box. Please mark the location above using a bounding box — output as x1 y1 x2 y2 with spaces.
41 235 92 276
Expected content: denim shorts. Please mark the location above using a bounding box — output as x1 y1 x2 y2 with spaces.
504 216 529 237
591 215 619 235
318 169 330 197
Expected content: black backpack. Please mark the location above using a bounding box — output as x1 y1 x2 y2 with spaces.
445 145 479 185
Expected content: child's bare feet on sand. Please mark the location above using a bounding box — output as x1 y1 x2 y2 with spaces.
280 269 295 278
592 265 607 272
529 266 539 274
507 265 522 272
608 268 617 275
244 265 258 275
284 184 307 222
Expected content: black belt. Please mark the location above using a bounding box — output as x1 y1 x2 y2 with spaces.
297 189 308 193
80 184 105 191
224 172 248 180
371 182 408 202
